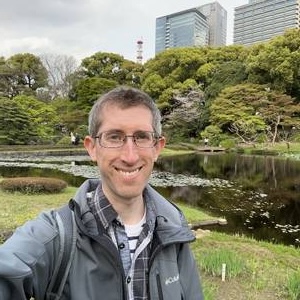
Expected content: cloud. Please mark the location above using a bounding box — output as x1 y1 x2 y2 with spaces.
0 0 249 62
1 37 55 53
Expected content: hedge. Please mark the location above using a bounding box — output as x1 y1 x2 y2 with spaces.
0 177 68 194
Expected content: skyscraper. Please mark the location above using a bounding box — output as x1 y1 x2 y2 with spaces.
234 0 300 45
155 1 227 55
155 8 209 54
197 2 227 46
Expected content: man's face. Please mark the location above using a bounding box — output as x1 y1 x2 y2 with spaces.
84 103 165 204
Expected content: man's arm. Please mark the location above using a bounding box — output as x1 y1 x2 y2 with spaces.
0 212 59 299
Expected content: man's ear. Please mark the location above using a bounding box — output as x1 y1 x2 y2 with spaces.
84 136 97 161
154 136 166 161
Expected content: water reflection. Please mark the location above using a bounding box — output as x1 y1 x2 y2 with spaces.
156 153 300 247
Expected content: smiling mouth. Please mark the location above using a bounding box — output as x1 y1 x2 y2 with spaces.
116 167 142 177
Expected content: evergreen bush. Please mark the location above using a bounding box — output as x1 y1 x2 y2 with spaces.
0 177 67 194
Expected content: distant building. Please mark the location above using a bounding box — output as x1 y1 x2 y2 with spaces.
197 2 227 46
155 1 227 55
234 0 300 46
155 8 209 54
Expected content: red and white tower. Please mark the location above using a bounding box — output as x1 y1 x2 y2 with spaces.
136 39 143 64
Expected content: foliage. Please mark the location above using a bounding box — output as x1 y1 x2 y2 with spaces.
246 29 300 101
199 248 247 278
286 269 300 300
2 31 300 145
0 53 48 98
52 97 87 134
162 86 205 142
219 138 236 149
81 52 143 86
193 231 300 299
0 97 39 144
14 95 59 141
0 177 67 194
209 83 300 144
204 61 247 101
200 125 222 146
70 77 117 111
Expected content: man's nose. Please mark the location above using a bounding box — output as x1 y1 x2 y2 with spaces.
120 137 139 163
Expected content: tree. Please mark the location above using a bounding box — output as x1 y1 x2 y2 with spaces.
209 83 300 143
40 54 79 100
204 61 247 101
14 95 59 142
246 29 300 101
162 86 205 142
141 73 167 100
0 97 38 144
254 90 300 144
81 52 142 85
5 53 48 96
0 57 16 98
142 45 246 103
71 77 117 111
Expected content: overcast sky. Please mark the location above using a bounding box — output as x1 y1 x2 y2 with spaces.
0 0 248 64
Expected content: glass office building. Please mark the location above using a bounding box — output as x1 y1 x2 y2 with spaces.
234 0 300 45
155 8 209 54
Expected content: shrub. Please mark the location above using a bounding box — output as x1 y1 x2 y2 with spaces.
219 138 236 149
0 177 67 194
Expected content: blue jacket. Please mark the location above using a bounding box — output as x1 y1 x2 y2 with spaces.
0 179 203 299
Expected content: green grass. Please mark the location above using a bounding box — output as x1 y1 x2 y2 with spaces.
176 202 213 223
0 187 77 232
286 269 300 300
0 187 299 299
199 248 247 278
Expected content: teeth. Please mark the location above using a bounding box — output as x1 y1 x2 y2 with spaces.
118 169 139 176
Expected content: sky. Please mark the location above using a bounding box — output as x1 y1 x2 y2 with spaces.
0 0 249 64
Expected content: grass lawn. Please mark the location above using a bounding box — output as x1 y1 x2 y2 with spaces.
0 186 299 299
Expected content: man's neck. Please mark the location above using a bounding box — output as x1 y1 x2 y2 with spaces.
113 197 145 225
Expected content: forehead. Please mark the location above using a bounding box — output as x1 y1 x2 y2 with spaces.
100 103 153 131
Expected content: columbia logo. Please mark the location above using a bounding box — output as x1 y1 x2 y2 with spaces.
165 274 179 285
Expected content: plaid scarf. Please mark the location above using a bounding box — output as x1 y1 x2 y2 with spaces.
87 184 156 300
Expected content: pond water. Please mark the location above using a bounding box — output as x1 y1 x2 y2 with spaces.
0 152 299 247
155 153 300 247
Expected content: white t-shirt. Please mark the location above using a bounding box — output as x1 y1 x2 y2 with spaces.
124 211 146 259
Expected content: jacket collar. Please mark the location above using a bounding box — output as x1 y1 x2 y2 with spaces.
70 179 195 244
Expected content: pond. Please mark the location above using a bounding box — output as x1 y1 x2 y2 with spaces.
0 152 299 247
155 153 300 247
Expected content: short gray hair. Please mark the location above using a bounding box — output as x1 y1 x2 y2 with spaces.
88 86 162 137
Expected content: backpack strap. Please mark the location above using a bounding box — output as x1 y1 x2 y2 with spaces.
46 204 76 300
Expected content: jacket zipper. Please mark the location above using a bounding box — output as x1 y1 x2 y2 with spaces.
156 271 164 300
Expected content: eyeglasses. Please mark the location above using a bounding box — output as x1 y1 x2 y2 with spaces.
94 130 160 148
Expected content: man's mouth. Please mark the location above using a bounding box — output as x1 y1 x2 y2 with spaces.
115 167 142 177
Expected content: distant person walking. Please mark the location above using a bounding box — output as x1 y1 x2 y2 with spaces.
70 132 76 145
204 138 209 147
